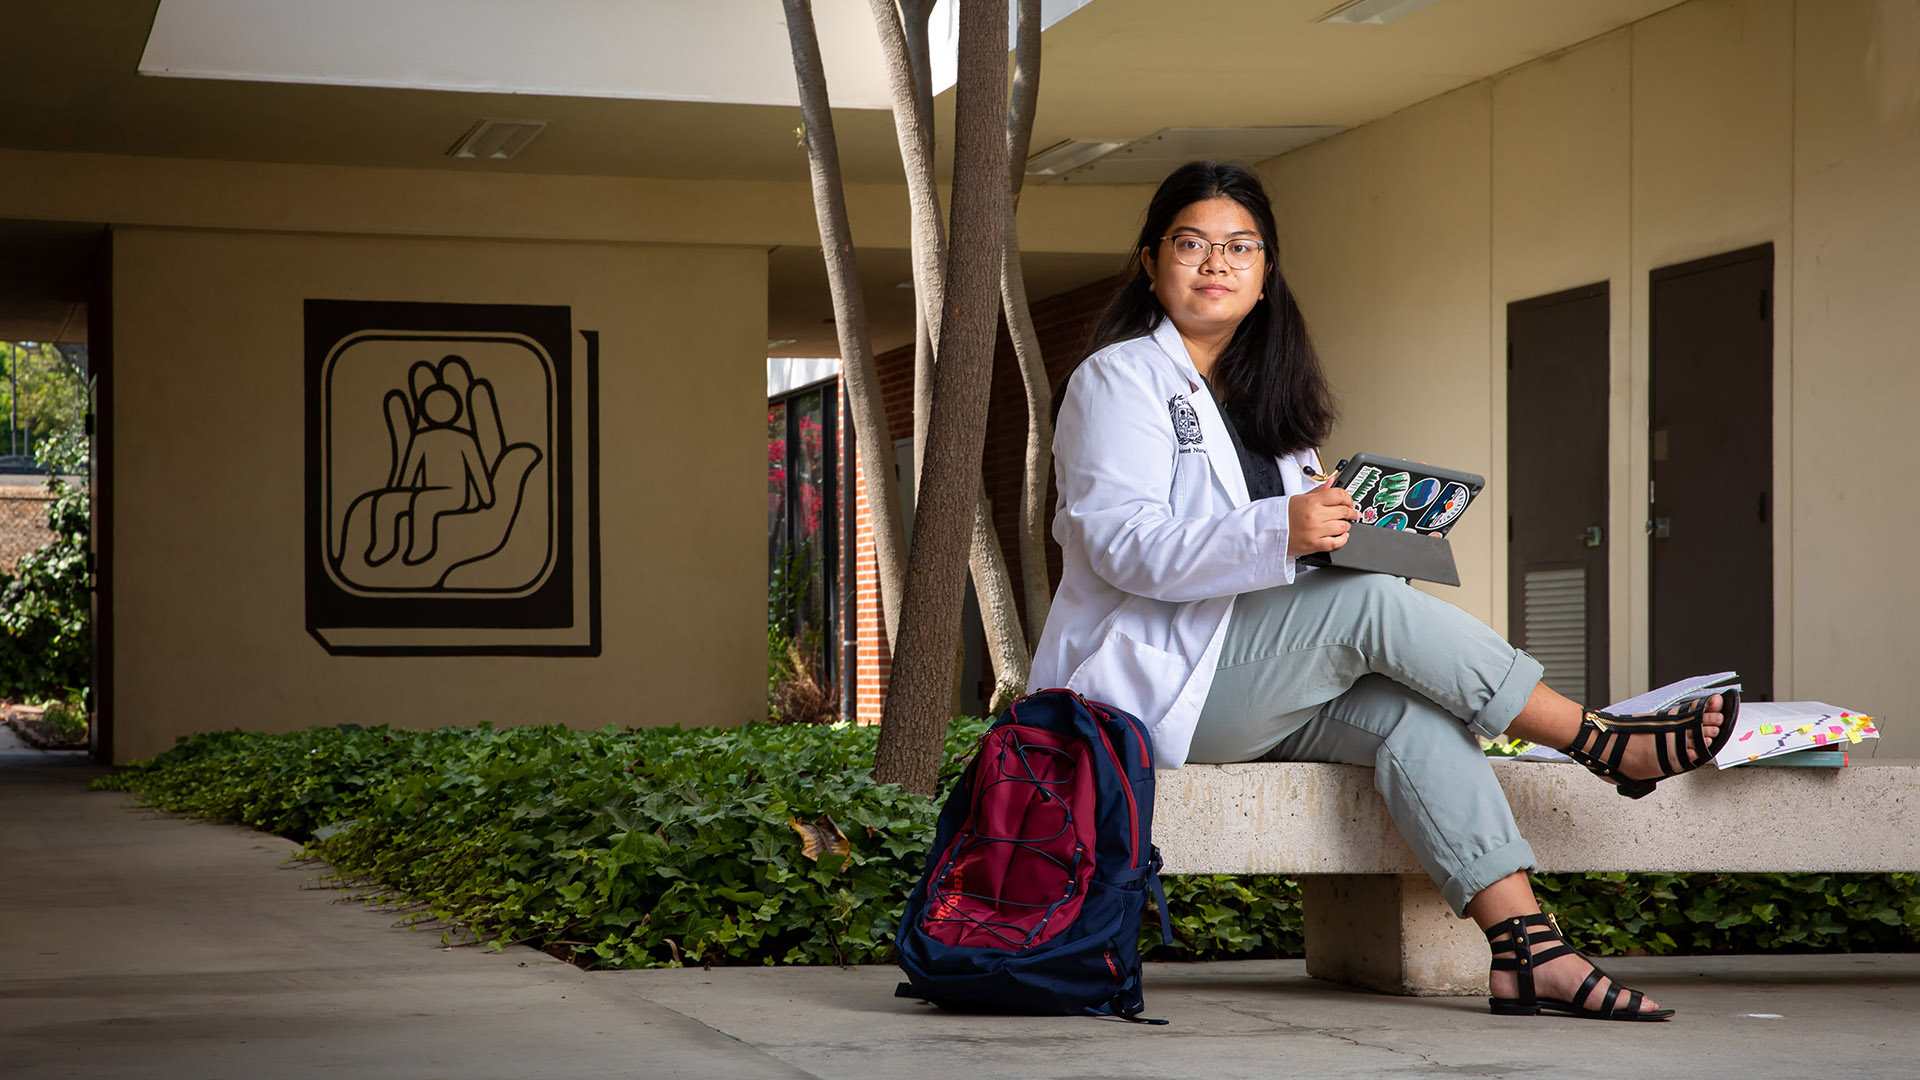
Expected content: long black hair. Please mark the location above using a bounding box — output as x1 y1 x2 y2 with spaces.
1073 160 1336 457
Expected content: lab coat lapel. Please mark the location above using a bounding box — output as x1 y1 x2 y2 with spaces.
1150 317 1249 509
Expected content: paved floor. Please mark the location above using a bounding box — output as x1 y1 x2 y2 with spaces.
0 745 810 1080
5 743 1920 1079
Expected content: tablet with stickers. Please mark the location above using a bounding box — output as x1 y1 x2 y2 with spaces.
1332 452 1485 538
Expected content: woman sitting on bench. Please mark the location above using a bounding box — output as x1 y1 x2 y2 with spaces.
1029 160 1736 1022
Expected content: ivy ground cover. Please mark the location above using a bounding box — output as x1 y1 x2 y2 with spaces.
97 722 1920 968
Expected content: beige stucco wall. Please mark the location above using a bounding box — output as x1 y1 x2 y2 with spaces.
0 142 1153 763
110 227 767 762
1628 0 1795 700
1488 30 1635 696
1267 82 1497 623
0 147 1151 257
1262 0 1920 754
1789 0 1920 753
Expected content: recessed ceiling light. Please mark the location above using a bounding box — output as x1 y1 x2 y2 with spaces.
767 338 799 349
447 119 548 160
1025 139 1127 177
1318 0 1445 26
1052 127 1348 184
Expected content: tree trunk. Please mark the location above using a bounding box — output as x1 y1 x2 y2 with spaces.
782 0 908 646
872 0 1032 713
873 0 1010 794
1002 0 1054 647
969 480 1030 711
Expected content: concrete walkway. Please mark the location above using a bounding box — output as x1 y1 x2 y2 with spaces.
5 744 1919 1079
0 744 810 1080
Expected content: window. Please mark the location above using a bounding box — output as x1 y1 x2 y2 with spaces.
766 381 839 692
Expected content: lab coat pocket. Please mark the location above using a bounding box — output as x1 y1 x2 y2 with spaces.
1064 627 1190 725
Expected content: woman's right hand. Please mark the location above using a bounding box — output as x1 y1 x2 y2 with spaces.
1287 480 1358 556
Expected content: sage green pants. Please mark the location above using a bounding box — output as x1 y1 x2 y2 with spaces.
1188 567 1545 916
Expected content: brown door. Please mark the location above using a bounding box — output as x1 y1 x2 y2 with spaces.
1508 283 1610 705
1649 245 1773 700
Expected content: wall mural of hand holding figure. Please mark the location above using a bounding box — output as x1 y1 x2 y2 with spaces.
335 354 542 587
307 300 596 655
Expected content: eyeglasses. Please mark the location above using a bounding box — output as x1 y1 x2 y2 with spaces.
1160 234 1266 270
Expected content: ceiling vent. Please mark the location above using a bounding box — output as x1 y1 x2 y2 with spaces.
1318 0 1446 25
447 119 548 160
1039 127 1348 184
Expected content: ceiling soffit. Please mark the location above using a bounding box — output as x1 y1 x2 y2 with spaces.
140 0 1086 109
0 0 1687 184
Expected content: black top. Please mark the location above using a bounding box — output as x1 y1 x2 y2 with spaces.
1200 376 1286 501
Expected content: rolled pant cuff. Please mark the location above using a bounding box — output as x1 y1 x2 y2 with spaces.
1469 649 1545 739
1441 837 1538 917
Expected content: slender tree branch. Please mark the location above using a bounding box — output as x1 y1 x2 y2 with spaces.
870 0 945 488
1006 0 1042 190
782 0 908 645
901 0 939 163
1003 0 1054 645
969 480 1030 710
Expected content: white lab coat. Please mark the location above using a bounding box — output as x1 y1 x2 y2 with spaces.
1028 316 1323 769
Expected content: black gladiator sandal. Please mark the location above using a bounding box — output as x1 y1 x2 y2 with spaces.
1564 690 1741 799
1485 913 1674 1021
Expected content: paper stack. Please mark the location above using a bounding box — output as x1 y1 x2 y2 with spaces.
1713 702 1879 769
1503 673 1881 769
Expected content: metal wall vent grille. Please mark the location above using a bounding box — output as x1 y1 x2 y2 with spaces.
1523 567 1586 704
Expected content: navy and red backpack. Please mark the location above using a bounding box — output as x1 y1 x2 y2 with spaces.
893 689 1173 1022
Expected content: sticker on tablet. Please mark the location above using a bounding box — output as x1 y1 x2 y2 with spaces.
1405 477 1439 511
1345 466 1381 504
1416 483 1471 531
1373 472 1410 512
1377 512 1409 530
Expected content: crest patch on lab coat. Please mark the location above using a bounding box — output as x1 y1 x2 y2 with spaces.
1168 394 1204 447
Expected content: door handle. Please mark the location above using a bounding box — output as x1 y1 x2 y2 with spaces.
1582 525 1604 548
1645 517 1671 539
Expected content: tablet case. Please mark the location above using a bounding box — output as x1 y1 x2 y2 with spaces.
1333 453 1484 538
1300 525 1462 587
1298 452 1485 586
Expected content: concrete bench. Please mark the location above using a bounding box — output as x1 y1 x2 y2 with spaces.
1154 759 1920 995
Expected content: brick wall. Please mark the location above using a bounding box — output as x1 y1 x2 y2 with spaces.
849 419 890 723
850 325 918 723
845 274 1125 720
